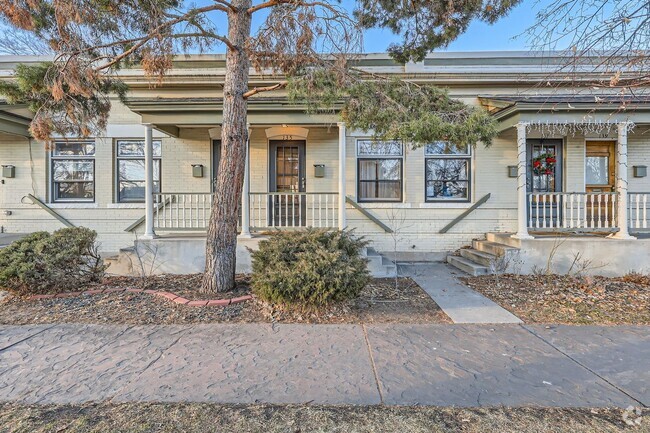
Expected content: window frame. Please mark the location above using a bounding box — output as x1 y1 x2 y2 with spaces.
356 139 404 203
424 142 472 203
115 139 162 203
50 141 96 203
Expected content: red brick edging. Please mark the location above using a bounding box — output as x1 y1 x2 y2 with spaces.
28 288 253 307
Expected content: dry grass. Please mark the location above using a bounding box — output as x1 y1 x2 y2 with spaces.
0 403 647 433
463 273 650 325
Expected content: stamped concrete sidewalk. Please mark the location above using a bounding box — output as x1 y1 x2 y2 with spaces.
0 323 648 408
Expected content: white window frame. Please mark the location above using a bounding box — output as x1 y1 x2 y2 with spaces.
356 139 404 203
50 140 96 203
424 141 472 203
115 139 162 203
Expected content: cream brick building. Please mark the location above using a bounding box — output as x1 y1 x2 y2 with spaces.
2 52 650 276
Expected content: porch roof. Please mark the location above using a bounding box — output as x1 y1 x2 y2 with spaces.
124 97 339 136
0 101 31 137
479 95 650 132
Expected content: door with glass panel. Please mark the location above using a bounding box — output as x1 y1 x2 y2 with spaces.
527 139 563 229
269 140 306 227
585 141 616 226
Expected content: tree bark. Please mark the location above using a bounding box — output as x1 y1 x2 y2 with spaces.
201 0 252 293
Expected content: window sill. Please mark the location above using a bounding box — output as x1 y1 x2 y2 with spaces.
419 202 472 209
106 203 146 209
356 202 412 209
48 203 98 209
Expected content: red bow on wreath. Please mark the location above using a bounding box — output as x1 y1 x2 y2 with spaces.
532 153 556 176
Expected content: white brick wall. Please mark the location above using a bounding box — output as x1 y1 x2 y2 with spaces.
3 104 650 256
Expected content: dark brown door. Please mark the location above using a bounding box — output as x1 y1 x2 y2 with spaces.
527 139 563 228
269 140 306 226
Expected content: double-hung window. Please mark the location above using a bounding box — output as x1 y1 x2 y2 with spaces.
425 141 471 202
357 139 403 202
51 141 95 202
116 139 162 202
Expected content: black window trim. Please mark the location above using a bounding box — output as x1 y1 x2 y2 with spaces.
50 140 96 203
356 139 404 203
424 143 472 203
115 138 162 203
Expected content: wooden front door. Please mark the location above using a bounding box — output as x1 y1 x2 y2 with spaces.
269 140 306 226
585 141 616 225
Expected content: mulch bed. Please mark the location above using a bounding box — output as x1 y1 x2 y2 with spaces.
463 273 650 325
0 275 450 325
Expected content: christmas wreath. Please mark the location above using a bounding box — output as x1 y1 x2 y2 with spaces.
532 153 557 176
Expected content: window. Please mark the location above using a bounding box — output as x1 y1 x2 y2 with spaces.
425 141 471 202
51 141 95 202
357 139 403 202
116 139 162 202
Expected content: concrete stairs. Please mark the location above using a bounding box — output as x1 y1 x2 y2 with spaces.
446 233 521 276
363 247 398 278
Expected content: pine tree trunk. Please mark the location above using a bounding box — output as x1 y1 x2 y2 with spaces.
201 0 252 293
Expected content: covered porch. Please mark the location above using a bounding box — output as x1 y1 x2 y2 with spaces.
125 97 349 238
481 95 650 239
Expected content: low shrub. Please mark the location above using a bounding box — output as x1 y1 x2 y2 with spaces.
0 227 106 296
250 228 371 308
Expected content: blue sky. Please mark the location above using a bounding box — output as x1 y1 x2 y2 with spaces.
193 0 553 53
360 1 550 52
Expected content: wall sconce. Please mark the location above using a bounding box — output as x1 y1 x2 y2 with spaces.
2 165 15 178
507 166 518 178
634 165 647 178
192 164 204 178
314 164 325 178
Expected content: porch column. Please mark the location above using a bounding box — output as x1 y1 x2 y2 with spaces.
239 123 252 238
613 121 635 239
142 124 156 239
512 122 533 239
338 121 347 230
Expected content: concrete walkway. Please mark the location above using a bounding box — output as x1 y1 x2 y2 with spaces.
400 262 522 324
1 323 648 407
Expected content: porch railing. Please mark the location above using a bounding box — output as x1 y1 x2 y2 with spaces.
629 193 650 231
153 192 338 230
249 192 338 229
527 192 618 231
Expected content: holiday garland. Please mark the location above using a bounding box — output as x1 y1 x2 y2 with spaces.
532 153 557 176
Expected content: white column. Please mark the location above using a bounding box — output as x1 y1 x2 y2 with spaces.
142 124 156 239
239 123 252 238
612 121 635 239
337 122 347 230
512 122 533 239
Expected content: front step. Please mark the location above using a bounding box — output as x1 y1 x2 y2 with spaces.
472 239 519 257
365 247 397 278
446 255 489 276
460 248 495 267
448 237 521 276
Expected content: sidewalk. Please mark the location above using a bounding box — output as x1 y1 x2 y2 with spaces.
400 262 522 323
1 323 648 407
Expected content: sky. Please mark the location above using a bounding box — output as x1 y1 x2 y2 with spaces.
359 0 552 52
191 0 555 54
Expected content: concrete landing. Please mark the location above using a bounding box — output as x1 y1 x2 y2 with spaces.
400 262 522 324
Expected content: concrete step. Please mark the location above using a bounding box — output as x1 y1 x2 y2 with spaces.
485 232 522 248
446 255 489 276
460 248 496 268
365 247 397 278
472 239 519 257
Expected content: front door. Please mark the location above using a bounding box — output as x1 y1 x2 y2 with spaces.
211 139 221 191
585 141 616 225
527 139 563 228
269 140 306 226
